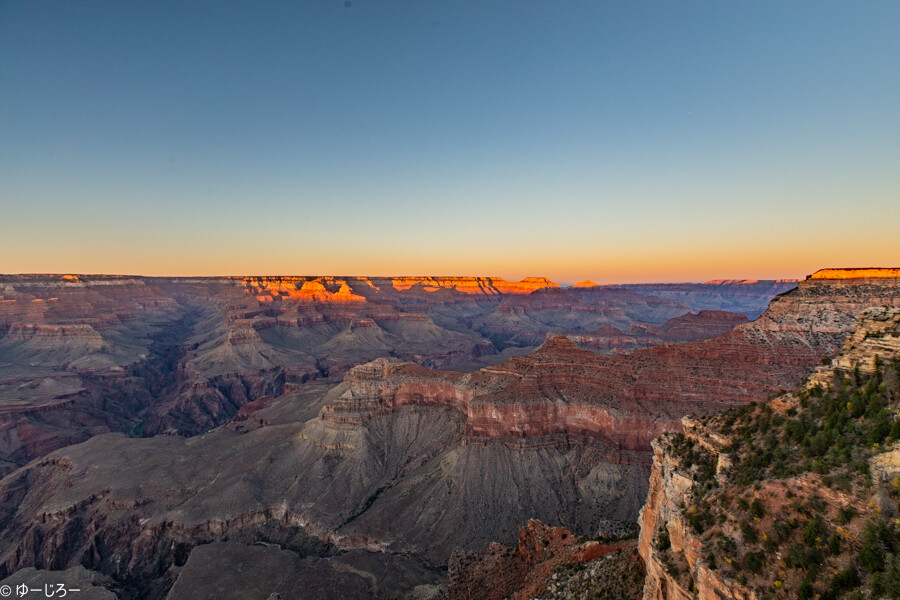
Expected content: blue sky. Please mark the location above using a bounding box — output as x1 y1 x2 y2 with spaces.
1 1 898 282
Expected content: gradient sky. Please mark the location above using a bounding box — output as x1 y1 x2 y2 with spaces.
1 1 898 283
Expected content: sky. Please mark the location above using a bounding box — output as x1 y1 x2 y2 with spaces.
1 1 898 283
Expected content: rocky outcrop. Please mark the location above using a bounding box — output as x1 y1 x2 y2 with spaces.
637 304 900 600
319 339 683 457
387 276 558 295
654 310 749 343
163 542 442 600
1 273 795 455
809 267 900 280
443 520 642 600
831 306 900 372
569 310 749 353
0 276 190 473
1 270 895 599
245 277 367 302
472 286 691 348
322 273 900 454
0 566 117 600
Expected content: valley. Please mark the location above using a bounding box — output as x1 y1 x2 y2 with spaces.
0 270 896 599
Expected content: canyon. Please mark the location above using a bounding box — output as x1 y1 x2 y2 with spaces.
637 304 900 600
0 270 897 598
0 274 792 473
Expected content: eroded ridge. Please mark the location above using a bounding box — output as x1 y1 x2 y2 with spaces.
638 306 900 600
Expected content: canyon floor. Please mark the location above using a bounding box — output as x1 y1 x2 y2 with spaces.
0 270 897 599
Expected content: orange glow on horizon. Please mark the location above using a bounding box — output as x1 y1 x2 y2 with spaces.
809 268 900 280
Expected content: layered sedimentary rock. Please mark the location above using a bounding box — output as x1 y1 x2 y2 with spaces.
0 275 188 475
164 543 442 600
471 285 691 348
320 337 687 454
0 280 898 598
809 267 900 280
323 271 900 448
1 273 783 464
385 276 557 295
637 305 900 600
0 566 117 600
443 520 642 600
569 310 749 354
623 279 797 319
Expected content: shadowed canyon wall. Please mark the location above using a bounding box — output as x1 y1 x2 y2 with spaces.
5 270 893 598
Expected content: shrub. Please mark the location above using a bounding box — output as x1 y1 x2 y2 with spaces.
838 504 858 524
860 520 893 573
787 543 824 572
828 531 841 555
772 518 799 543
825 567 860 598
742 550 764 573
798 578 814 600
804 515 826 545
883 553 900 599
717 536 738 558
741 521 758 544
656 529 670 552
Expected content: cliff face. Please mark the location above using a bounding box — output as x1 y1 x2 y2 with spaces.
444 520 643 600
809 268 900 280
638 305 900 600
0 274 784 464
622 279 798 320
322 273 900 458
0 271 894 599
319 339 683 455
569 310 749 354
0 276 189 475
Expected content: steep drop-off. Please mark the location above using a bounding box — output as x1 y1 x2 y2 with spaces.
0 276 192 475
0 274 784 464
0 270 895 599
638 305 900 600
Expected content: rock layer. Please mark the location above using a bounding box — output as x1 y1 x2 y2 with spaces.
0 270 893 599
0 274 788 468
637 304 900 600
443 520 641 600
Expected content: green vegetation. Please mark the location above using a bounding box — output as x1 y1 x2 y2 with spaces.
718 358 900 488
742 550 765 573
674 356 900 599
668 433 717 490
547 547 646 600
656 528 670 552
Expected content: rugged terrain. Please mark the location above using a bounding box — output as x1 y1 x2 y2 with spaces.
622 279 799 320
442 519 643 600
0 276 186 475
0 275 791 474
2 270 895 599
638 304 900 600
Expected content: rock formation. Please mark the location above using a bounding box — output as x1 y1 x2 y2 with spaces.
0 269 891 599
637 304 900 600
623 279 798 319
809 268 900 280
0 273 786 470
0 566 117 600
443 520 643 600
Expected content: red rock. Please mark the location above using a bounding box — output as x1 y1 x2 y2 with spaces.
320 273 900 464
444 520 635 600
